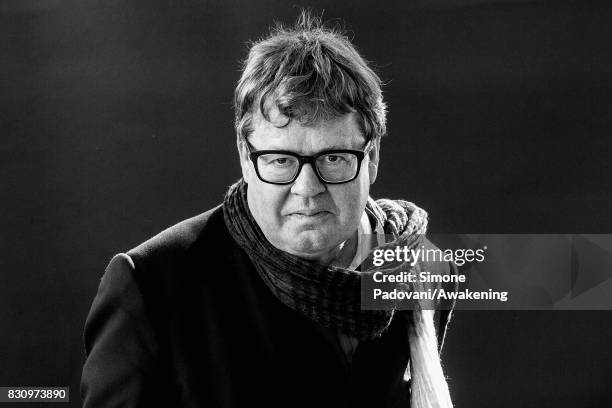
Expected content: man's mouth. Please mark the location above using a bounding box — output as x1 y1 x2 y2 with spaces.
289 211 331 218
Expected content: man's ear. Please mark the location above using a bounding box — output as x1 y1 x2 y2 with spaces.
368 137 381 184
237 136 252 183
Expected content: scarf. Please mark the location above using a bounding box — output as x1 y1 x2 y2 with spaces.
222 179 428 340
223 179 454 408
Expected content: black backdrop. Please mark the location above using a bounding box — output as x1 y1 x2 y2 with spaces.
1 0 611 407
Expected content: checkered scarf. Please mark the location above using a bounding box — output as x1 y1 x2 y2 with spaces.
222 179 428 340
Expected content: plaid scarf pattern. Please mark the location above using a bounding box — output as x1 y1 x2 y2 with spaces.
223 179 428 340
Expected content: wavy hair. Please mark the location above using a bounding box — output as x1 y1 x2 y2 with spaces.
234 11 387 141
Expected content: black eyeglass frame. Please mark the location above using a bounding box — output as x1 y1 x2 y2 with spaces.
243 137 375 185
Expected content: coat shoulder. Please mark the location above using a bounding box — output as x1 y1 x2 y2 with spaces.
126 204 226 268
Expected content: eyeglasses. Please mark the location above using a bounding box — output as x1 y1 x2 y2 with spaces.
243 137 374 185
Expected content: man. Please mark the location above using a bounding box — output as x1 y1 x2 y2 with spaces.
81 13 454 408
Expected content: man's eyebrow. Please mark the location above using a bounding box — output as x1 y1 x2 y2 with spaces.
320 144 357 150
258 144 361 152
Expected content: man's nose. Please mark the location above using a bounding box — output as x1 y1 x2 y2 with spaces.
290 163 326 197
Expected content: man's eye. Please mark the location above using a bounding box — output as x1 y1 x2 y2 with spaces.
262 156 294 167
325 155 345 163
273 158 289 165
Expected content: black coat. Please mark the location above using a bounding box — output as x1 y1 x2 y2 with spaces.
81 205 454 408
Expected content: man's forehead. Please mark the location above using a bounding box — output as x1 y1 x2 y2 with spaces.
249 110 366 150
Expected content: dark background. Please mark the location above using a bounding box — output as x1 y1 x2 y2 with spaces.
1 0 611 407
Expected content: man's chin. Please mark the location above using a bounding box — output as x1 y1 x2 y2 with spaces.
280 230 338 261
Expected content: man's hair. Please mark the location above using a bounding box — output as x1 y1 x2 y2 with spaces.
234 11 387 142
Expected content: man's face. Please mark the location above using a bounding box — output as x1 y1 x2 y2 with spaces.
239 111 380 263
